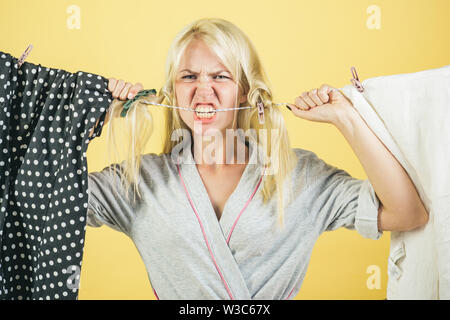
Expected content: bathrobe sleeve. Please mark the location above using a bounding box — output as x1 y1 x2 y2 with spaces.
87 162 139 235
306 151 383 240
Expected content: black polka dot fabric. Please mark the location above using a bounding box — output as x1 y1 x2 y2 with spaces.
0 51 112 300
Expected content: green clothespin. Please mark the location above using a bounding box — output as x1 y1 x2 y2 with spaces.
121 89 157 117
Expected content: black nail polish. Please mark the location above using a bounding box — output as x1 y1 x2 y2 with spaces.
286 105 291 111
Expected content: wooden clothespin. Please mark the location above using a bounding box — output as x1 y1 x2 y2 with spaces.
17 44 33 68
257 99 265 125
350 66 364 92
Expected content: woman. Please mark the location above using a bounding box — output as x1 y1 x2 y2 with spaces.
87 18 428 299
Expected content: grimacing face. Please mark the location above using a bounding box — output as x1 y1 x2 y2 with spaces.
175 39 247 137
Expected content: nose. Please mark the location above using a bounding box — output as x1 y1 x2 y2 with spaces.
195 75 215 97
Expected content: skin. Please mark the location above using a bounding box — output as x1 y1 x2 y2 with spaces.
104 42 429 230
175 39 249 169
286 86 429 231
105 39 250 220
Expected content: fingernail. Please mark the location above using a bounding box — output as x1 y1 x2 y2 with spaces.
286 105 291 111
128 93 133 100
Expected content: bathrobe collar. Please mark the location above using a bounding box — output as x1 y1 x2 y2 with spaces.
172 129 266 299
174 129 266 230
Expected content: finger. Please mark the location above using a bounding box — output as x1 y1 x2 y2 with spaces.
127 82 144 99
294 96 310 110
119 82 133 100
300 91 316 108
308 89 323 106
287 103 313 120
108 78 117 93
318 84 334 103
112 79 125 99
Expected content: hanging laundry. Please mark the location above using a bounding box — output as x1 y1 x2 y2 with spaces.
0 50 112 299
340 65 450 299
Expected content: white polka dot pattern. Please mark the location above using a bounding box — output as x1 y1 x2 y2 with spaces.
0 51 112 300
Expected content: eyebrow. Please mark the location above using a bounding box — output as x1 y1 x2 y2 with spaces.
179 69 231 75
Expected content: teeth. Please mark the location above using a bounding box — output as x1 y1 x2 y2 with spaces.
196 108 215 112
196 111 215 118
195 105 216 118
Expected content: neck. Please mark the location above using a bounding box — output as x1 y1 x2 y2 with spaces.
191 129 249 171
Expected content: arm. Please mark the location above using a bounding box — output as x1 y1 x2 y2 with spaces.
333 107 429 231
287 84 429 232
87 164 139 234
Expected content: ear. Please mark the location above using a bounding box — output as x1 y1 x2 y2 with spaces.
239 92 247 104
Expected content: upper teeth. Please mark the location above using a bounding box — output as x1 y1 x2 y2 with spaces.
195 106 216 113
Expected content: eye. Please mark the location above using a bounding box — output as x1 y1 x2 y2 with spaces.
180 74 230 80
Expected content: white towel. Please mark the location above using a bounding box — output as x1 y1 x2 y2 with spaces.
339 65 450 299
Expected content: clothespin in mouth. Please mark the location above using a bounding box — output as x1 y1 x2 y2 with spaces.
257 99 265 125
350 66 364 92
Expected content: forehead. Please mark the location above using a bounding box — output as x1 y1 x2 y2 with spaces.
178 39 227 71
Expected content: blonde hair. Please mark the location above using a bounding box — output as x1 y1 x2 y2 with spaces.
102 18 299 228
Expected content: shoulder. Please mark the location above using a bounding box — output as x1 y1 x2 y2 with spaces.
140 152 167 166
290 148 343 186
139 151 180 183
287 148 317 187
292 148 340 171
140 151 177 170
291 147 321 172
291 147 317 161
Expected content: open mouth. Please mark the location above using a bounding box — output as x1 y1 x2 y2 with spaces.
194 103 217 119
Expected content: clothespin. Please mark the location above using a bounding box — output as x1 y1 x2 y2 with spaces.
17 44 33 68
350 66 364 92
257 99 265 124
121 88 157 117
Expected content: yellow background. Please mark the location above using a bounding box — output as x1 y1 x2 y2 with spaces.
1 0 449 299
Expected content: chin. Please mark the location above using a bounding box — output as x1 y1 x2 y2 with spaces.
192 126 222 137
191 120 226 135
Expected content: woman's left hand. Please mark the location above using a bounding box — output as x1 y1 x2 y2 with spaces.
286 84 355 125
